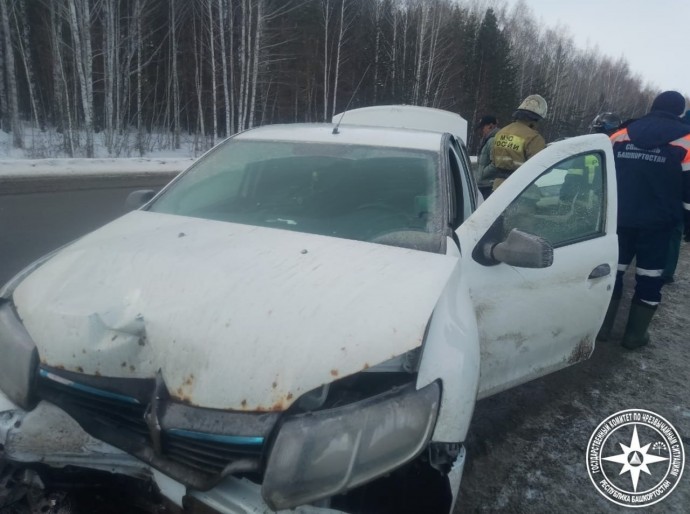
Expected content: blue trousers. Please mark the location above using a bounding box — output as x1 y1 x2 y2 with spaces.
615 226 673 306
662 222 684 280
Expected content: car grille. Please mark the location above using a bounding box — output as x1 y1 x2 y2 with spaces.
164 431 263 475
38 368 151 439
37 367 269 487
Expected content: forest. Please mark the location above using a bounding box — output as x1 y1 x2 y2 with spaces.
0 0 660 158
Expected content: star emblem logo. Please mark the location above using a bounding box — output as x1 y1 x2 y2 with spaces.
586 409 684 508
602 426 669 492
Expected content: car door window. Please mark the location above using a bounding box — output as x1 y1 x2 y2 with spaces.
448 145 474 224
498 152 606 247
452 138 478 211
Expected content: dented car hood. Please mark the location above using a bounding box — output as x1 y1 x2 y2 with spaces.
13 211 457 412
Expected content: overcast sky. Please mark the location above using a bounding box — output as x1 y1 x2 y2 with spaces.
503 0 689 96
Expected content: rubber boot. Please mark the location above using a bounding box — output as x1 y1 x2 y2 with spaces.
596 295 621 342
621 301 657 350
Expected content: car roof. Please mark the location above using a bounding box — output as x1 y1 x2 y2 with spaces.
332 105 468 144
234 123 444 152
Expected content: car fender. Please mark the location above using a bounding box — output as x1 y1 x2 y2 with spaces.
416 260 479 443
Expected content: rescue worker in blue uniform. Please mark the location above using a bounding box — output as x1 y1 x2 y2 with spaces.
662 109 690 283
598 91 690 349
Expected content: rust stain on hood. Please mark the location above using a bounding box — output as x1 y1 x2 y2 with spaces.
13 211 459 411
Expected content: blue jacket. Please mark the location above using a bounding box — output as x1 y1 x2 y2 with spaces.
610 111 690 229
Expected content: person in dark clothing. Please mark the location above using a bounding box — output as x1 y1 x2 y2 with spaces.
597 91 690 349
475 115 499 183
662 109 690 283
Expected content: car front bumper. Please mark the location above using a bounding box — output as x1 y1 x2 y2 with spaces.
0 388 347 513
0 389 148 477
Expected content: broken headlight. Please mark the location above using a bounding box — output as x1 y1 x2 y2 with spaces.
262 381 440 510
0 250 64 409
0 301 38 409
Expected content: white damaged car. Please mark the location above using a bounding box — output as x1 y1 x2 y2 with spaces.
0 106 617 513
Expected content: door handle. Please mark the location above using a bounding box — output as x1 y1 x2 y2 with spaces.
588 263 611 279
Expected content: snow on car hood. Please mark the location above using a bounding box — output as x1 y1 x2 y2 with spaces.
14 211 457 411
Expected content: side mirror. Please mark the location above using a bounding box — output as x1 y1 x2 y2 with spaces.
485 228 553 268
125 189 156 210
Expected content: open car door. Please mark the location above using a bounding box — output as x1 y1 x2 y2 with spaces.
457 134 618 399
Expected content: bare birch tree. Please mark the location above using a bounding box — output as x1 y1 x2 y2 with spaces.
0 0 22 148
13 0 40 129
237 0 250 130
135 0 145 155
248 0 262 128
49 0 74 155
321 0 332 121
67 0 94 156
390 3 398 100
218 0 232 136
103 0 116 152
400 3 409 99
193 11 206 149
412 2 428 104
331 0 349 117
422 3 442 106
0 9 5 133
207 0 218 143
372 0 383 103
170 0 181 148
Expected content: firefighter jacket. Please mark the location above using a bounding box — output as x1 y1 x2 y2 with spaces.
490 120 545 172
610 111 690 229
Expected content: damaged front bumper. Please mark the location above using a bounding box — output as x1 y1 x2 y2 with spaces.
0 390 148 478
0 381 455 514
0 295 458 513
0 388 346 513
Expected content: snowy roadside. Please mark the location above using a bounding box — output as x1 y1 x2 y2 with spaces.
0 157 194 179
